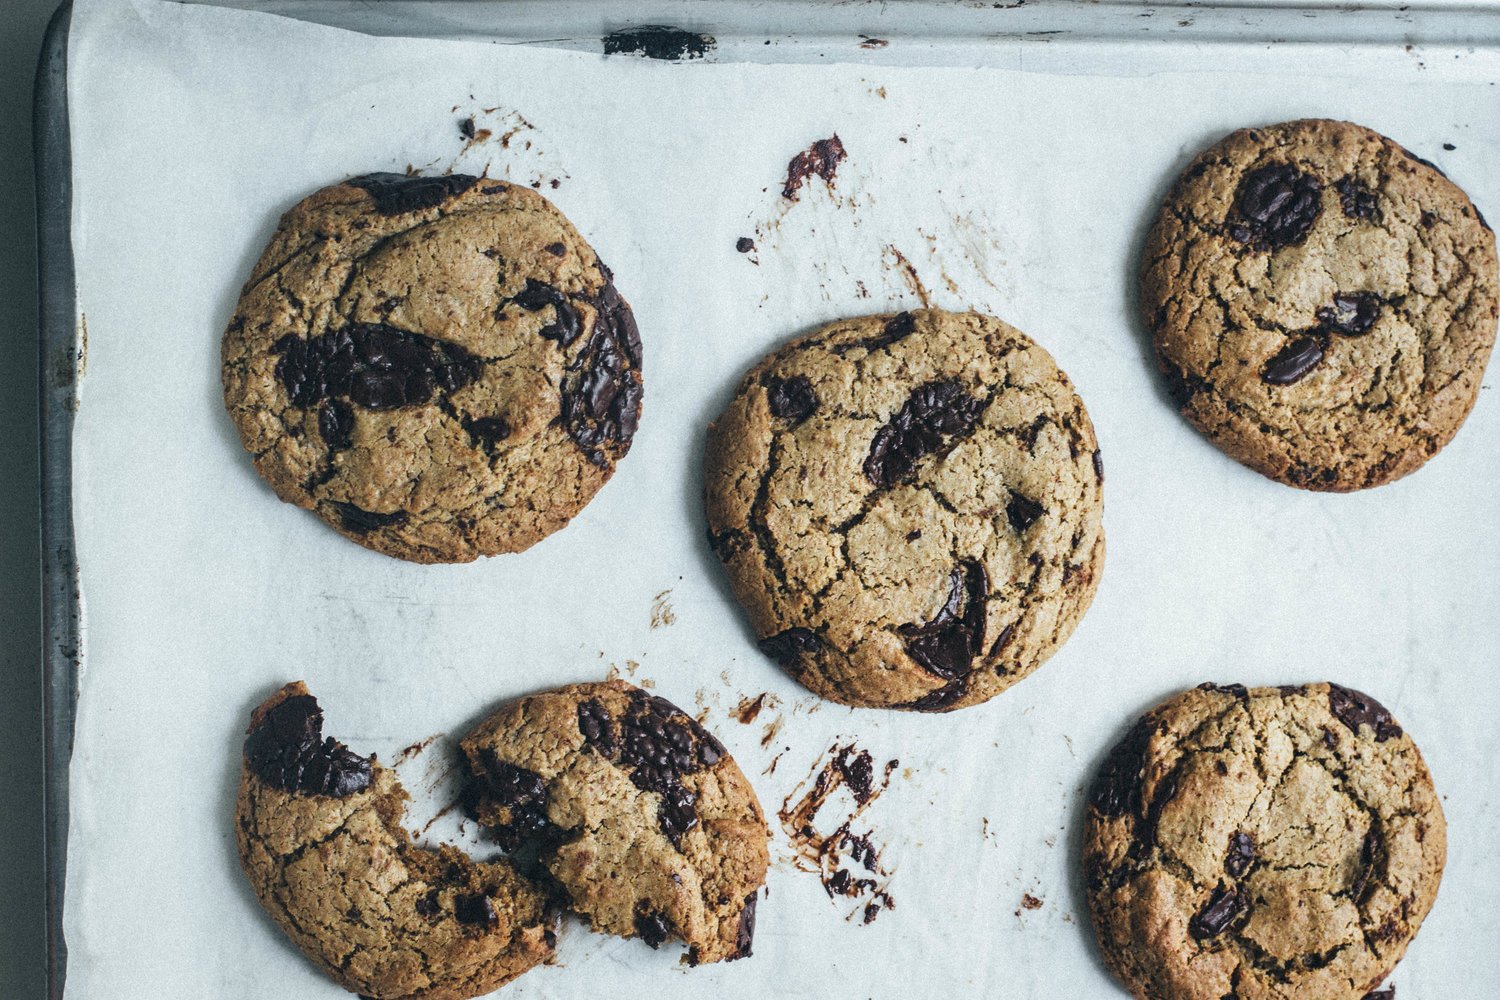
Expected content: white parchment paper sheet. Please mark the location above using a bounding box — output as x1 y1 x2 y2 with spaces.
64 0 1500 996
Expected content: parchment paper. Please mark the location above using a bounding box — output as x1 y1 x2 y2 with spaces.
64 0 1500 996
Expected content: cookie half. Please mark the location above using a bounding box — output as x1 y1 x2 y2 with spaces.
235 683 555 999
222 173 643 562
460 681 768 965
1083 682 1445 1000
1143 119 1498 490
704 309 1105 711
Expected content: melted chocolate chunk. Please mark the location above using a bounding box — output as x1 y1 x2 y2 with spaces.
1317 293 1381 336
243 692 373 798
415 889 441 918
1335 176 1380 221
603 26 715 61
1262 336 1326 385
483 758 546 809
454 893 497 928
1403 148 1448 178
1093 449 1105 483
634 907 672 948
869 312 917 351
318 399 355 451
904 679 967 712
783 135 847 201
834 746 876 804
577 699 618 757
732 893 757 959
557 277 643 467
736 237 755 253
1139 769 1181 853
328 502 407 534
273 323 481 413
765 375 818 424
988 623 1015 660
832 311 920 356
759 628 821 672
514 279 582 346
1006 493 1044 534
1328 684 1402 742
458 117 476 140
613 690 724 847
347 173 478 215
1199 681 1249 701
864 379 985 488
1363 987 1395 999
1089 718 1152 817
1189 884 1250 940
1229 163 1323 250
1351 828 1382 902
1225 832 1256 877
544 242 566 257
478 756 563 853
897 560 988 680
468 416 511 447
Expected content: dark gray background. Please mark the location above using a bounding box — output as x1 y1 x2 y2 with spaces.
4 0 59 996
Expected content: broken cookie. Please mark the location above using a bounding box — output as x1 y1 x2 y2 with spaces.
461 680 768 965
235 682 555 999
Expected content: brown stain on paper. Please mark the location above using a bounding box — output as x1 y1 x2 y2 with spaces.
778 743 900 924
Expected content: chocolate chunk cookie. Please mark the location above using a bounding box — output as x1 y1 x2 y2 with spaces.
1143 119 1498 490
235 683 555 999
704 309 1105 711
460 681 768 965
1083 683 1445 1000
222 173 643 562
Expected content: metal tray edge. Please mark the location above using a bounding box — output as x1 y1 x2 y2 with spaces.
35 2 77 998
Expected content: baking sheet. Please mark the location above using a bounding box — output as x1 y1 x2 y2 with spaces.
61 0 1500 996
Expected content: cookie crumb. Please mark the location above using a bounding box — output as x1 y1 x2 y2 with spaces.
733 693 773 724
650 590 677 629
783 135 847 201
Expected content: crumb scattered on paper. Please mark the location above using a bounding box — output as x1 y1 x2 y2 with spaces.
734 692 776 724
783 135 847 201
650 590 676 629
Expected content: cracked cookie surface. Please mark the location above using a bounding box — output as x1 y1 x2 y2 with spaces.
1143 119 1498 491
222 173 643 562
460 681 768 965
704 309 1105 711
1083 683 1445 1000
235 682 555 999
